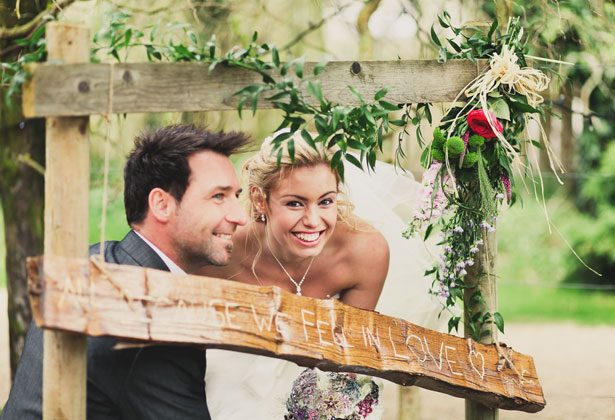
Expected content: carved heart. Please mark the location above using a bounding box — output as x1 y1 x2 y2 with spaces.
469 350 485 380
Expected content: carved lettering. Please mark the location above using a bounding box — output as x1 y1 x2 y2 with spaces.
251 304 276 333
388 326 410 361
225 302 239 329
301 309 315 341
316 320 332 346
406 334 428 363
445 345 463 377
424 337 445 370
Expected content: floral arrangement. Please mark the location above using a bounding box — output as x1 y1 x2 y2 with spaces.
284 369 383 420
404 14 560 339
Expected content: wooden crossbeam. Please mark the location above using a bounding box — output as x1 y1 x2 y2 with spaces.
27 255 546 413
22 59 487 117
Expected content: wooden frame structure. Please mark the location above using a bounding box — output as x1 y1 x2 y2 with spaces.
23 22 544 420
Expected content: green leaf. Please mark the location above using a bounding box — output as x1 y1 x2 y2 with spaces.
237 96 247 119
272 47 280 68
347 85 364 104
494 312 505 333
251 31 258 43
313 59 328 76
487 19 498 41
423 224 434 241
430 25 442 47
374 87 389 101
301 130 317 151
490 98 510 121
378 100 399 111
287 139 295 162
389 119 406 127
344 153 363 169
295 57 304 78
150 21 160 42
330 149 343 170
306 81 324 104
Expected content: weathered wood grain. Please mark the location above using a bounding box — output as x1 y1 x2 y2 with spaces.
22 59 487 117
42 23 90 420
28 255 545 413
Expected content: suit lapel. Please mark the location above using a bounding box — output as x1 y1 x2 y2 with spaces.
118 230 170 272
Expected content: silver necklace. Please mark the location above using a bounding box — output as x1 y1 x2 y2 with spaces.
266 236 315 296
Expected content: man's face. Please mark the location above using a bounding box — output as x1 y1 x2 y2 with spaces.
169 150 247 271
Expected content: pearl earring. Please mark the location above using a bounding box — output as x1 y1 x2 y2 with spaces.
259 213 266 222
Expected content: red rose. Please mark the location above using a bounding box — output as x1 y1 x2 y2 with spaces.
467 109 503 139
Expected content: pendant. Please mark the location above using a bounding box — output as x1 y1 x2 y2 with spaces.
296 286 302 296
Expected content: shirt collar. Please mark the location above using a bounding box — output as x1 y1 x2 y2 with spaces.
134 230 186 275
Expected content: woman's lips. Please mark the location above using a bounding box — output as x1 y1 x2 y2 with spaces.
292 231 324 247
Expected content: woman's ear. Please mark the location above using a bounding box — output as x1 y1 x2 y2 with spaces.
148 188 176 223
250 186 266 214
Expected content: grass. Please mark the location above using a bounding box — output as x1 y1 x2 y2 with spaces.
499 282 615 324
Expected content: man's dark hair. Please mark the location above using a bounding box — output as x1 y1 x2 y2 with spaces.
124 124 250 226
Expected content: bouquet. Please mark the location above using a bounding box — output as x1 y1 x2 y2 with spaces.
404 15 559 339
284 369 383 420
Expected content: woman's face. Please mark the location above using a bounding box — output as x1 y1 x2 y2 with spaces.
263 164 338 261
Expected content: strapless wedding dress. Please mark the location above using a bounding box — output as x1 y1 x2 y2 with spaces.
205 160 445 419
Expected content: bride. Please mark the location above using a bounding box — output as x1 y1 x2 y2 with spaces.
199 130 442 419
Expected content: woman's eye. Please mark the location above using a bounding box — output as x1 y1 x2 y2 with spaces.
320 198 334 206
213 193 224 200
286 201 303 208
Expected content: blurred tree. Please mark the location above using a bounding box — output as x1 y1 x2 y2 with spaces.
1 0 47 377
483 0 615 285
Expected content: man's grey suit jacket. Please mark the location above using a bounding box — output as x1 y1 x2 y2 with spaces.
1 230 211 419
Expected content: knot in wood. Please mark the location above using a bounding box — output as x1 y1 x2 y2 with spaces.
351 62 361 74
122 71 132 83
78 81 90 93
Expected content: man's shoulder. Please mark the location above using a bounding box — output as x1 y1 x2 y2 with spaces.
90 230 169 271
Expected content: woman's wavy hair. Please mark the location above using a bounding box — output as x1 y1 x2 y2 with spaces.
241 130 354 224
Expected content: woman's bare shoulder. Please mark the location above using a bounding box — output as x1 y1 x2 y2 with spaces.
336 219 390 268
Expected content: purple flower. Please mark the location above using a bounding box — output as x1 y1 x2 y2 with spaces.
479 221 491 229
459 269 467 276
444 246 452 253
488 226 496 233
450 282 456 288
454 226 464 233
466 260 475 266
470 247 479 254
456 262 465 269
496 193 505 200
476 239 484 246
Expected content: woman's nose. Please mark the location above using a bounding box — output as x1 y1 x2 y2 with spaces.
302 206 319 227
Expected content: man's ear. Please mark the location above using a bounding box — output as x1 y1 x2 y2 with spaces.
148 188 176 223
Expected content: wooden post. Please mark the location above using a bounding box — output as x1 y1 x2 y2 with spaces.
464 229 498 420
42 23 90 420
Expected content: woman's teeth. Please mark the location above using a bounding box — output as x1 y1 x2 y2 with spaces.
294 232 320 242
215 233 232 240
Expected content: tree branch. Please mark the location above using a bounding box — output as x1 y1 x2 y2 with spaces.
0 0 76 41
281 4 351 52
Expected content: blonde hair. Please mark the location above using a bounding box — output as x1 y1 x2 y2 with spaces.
242 131 356 278
241 130 354 223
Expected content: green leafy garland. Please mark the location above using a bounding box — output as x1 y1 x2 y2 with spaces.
403 13 558 340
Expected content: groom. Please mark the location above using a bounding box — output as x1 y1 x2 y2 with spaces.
2 124 249 419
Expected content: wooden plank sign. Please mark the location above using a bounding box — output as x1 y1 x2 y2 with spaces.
22 59 487 117
27 255 545 413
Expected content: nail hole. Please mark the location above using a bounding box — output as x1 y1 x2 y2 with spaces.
351 62 361 74
78 81 90 93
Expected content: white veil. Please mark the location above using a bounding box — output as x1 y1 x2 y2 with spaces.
343 159 445 331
